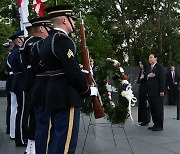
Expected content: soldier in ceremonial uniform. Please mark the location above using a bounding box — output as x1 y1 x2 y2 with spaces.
8 31 27 146
20 23 42 153
39 4 97 154
3 40 14 135
5 41 17 140
27 17 53 154
21 17 52 154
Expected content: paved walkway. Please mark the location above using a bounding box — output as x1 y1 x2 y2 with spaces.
0 97 180 154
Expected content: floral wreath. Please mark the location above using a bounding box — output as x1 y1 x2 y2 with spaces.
82 58 137 124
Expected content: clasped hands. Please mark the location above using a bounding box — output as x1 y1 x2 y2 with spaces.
147 72 156 78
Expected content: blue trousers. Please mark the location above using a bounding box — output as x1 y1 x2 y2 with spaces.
48 107 80 154
14 91 27 145
34 104 51 154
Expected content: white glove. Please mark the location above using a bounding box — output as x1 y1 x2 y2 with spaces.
81 69 89 74
90 87 98 96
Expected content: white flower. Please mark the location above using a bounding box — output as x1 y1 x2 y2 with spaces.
112 59 120 66
119 67 124 73
121 80 129 85
107 58 112 61
110 101 115 107
106 58 120 67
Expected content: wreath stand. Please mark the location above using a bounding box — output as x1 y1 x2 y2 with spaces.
81 59 136 153
81 113 134 154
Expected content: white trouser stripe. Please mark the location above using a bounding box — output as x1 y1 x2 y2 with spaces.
10 92 17 138
20 91 25 144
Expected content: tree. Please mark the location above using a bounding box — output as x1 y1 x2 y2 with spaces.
0 22 15 79
80 0 180 66
0 0 179 78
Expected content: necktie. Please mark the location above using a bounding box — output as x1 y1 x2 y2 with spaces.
151 66 153 71
172 72 175 83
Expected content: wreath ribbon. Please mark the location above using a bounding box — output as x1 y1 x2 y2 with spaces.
121 84 137 121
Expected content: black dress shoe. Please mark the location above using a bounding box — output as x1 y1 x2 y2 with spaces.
10 137 15 140
152 127 163 131
139 123 148 126
148 125 155 130
16 143 27 147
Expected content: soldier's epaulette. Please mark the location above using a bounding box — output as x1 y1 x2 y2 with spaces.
56 32 77 54
57 31 68 37
51 32 75 59
57 32 69 39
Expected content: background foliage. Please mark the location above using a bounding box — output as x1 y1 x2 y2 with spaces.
0 0 179 79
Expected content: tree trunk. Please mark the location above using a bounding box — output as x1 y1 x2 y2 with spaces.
156 0 163 64
167 0 172 62
118 0 134 65
127 36 133 65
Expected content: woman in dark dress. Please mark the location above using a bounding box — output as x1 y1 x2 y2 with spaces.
137 59 151 126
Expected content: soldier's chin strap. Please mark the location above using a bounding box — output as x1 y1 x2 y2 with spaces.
43 25 52 35
66 16 75 33
19 37 24 44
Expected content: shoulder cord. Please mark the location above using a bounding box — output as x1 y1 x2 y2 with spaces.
20 36 34 51
36 40 40 55
51 32 77 60
6 53 12 69
67 35 77 54
51 33 60 59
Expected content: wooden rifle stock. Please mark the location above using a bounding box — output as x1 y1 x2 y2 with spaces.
80 19 105 119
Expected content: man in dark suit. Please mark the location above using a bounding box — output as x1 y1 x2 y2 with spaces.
38 4 97 154
146 52 166 131
90 58 96 79
166 66 179 105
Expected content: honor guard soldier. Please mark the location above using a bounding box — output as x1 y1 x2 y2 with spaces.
3 40 14 135
20 22 42 92
22 17 52 154
20 23 41 152
28 17 53 154
8 30 27 147
39 4 97 154
5 41 17 140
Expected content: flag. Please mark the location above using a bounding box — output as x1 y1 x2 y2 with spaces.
33 0 47 17
18 0 29 36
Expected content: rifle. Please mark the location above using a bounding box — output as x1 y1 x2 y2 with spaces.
80 15 105 119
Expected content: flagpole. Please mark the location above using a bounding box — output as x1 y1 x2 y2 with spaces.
18 0 29 37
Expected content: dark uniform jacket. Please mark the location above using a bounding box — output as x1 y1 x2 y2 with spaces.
145 63 166 97
8 45 26 92
20 36 42 91
5 53 14 92
29 38 49 105
39 29 90 112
